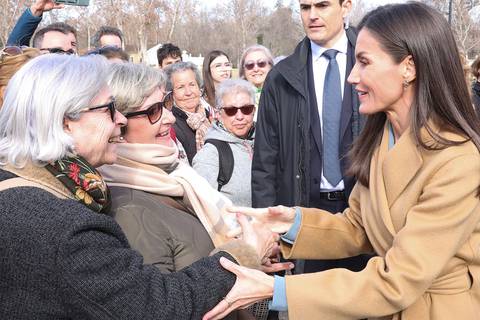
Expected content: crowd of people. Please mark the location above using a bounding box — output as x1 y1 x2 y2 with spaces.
1 0 480 319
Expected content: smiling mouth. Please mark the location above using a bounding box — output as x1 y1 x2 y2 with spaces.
108 136 125 144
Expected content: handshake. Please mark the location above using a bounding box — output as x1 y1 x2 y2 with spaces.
204 205 297 320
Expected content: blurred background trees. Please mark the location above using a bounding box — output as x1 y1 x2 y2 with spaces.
0 0 479 64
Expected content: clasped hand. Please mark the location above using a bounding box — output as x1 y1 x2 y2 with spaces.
203 206 297 320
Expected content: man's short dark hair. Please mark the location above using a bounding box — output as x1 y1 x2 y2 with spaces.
32 22 77 49
157 43 182 66
91 26 124 49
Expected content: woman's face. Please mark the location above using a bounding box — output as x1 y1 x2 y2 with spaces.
219 91 255 138
210 55 232 85
347 28 415 115
124 87 176 146
243 51 272 88
64 86 126 167
171 69 201 113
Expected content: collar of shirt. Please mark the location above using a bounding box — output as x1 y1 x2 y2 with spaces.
310 31 348 62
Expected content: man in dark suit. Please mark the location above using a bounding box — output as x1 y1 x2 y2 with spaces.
252 0 369 273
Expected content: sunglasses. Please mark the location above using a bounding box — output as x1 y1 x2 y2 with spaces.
125 92 174 124
87 45 121 56
0 46 29 61
244 60 270 70
222 104 255 117
41 47 75 55
81 100 117 122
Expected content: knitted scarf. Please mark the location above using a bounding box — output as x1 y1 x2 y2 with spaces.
97 141 235 247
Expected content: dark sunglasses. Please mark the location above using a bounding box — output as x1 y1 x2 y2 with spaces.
222 104 255 117
125 92 174 124
244 60 270 70
87 45 121 56
81 100 117 122
41 47 75 55
0 46 29 61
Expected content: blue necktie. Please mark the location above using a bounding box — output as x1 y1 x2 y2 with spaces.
322 49 342 186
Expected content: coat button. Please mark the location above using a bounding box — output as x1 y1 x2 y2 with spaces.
296 175 300 179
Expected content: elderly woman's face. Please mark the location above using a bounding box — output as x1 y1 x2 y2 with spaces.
220 91 255 138
210 55 232 85
64 86 126 167
171 69 201 113
243 51 272 88
124 87 176 146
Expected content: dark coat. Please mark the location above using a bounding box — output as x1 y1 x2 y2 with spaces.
0 169 235 320
109 186 214 273
252 29 362 208
473 81 480 112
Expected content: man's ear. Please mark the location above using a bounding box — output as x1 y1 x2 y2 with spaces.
341 0 353 18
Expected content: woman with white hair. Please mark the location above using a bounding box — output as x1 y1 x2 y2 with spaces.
193 79 256 207
0 54 280 319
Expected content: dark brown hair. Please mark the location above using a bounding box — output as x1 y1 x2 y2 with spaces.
472 56 480 80
202 50 230 107
348 2 480 187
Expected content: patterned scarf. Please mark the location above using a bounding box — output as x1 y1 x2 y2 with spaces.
45 155 111 214
185 107 211 151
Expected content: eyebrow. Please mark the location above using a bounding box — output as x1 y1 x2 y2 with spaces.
355 51 367 59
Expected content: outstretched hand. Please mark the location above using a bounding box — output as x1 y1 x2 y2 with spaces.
202 257 274 320
227 205 297 237
31 0 65 17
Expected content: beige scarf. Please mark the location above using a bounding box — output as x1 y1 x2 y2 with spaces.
98 141 235 247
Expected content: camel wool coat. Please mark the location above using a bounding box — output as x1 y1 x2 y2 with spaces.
281 123 480 319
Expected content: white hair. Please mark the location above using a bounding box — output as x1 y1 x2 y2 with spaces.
0 54 109 168
215 79 256 110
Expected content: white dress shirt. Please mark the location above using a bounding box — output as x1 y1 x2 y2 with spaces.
310 31 348 192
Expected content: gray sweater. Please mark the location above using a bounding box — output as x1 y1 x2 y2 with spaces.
192 123 254 207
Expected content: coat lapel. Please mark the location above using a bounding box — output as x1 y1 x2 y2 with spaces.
382 125 423 208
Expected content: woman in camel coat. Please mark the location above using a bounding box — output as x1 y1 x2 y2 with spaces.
202 3 480 320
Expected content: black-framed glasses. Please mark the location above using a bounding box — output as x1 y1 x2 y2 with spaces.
125 92 173 124
222 104 255 117
40 47 75 55
81 100 116 122
244 60 270 70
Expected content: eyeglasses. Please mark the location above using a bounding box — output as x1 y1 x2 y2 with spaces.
244 60 270 70
211 62 233 69
40 47 75 55
80 100 117 122
0 46 29 61
125 92 173 124
87 45 121 56
221 104 255 117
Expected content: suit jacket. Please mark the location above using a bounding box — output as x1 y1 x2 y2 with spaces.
281 123 480 319
252 29 362 207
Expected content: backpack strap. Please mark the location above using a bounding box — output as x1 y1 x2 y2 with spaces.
0 177 67 199
204 139 234 192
